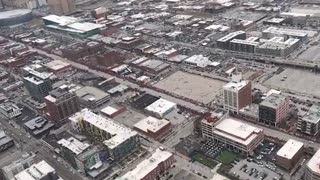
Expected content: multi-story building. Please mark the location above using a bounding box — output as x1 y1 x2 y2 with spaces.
47 0 75 15
259 93 289 127
201 116 220 140
223 74 252 114
44 60 72 79
118 148 175 180
229 38 260 53
13 160 59 180
210 118 264 156
217 31 246 49
297 105 320 136
75 86 110 108
45 85 80 123
0 130 14 152
305 148 320 180
256 37 301 57
24 117 55 138
23 68 52 102
69 108 140 161
276 139 304 171
262 27 308 41
0 103 21 119
1 152 37 180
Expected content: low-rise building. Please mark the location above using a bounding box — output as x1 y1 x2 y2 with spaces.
0 130 14 152
305 148 320 180
100 105 126 118
211 118 264 155
13 160 59 180
75 86 110 108
0 103 21 119
134 116 172 140
69 108 140 161
24 117 55 138
276 139 304 171
44 60 72 78
144 98 176 118
118 148 174 180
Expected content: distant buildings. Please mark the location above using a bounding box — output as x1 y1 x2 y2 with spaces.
276 139 304 171
0 130 14 152
13 160 59 180
144 98 176 118
119 148 174 180
45 85 80 123
209 118 264 155
305 148 320 180
297 105 320 136
1 152 37 180
0 103 21 119
47 0 75 15
69 108 140 161
259 93 289 127
75 86 110 108
223 74 252 114
133 116 172 140
23 67 52 102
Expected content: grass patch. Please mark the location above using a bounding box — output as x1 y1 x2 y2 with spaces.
218 151 237 165
192 153 217 168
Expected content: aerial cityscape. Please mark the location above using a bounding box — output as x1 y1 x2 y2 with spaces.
0 0 320 180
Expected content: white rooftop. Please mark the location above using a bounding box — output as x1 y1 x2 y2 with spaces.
14 160 55 180
69 109 137 149
101 106 118 116
213 118 263 145
276 139 303 160
120 148 173 180
145 98 176 116
307 148 320 176
45 60 71 71
134 116 171 133
57 137 90 155
224 79 250 91
43 15 79 26
184 54 211 68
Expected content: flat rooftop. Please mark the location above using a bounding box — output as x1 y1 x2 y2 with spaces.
0 130 13 147
301 105 320 124
307 148 320 175
119 148 173 180
276 139 304 159
57 137 90 155
75 86 109 102
45 60 71 71
145 98 176 115
134 116 171 133
223 79 250 91
217 31 246 42
14 160 55 180
259 93 287 109
24 117 54 136
69 108 137 149
213 118 263 145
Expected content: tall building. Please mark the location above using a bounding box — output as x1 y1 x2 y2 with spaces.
297 105 320 136
47 0 75 15
118 148 175 180
259 93 289 127
1 152 37 180
305 148 320 180
13 160 59 180
210 118 264 156
223 74 252 114
45 85 80 123
276 139 304 171
69 108 140 161
23 68 52 102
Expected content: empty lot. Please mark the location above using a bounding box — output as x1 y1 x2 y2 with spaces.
155 71 225 104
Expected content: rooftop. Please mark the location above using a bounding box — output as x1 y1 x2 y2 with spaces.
45 60 71 71
260 93 287 109
42 15 80 26
184 54 212 68
24 117 54 136
134 116 171 133
75 86 109 102
119 148 173 180
213 118 263 145
301 105 320 124
57 137 90 155
14 160 56 180
145 98 176 116
217 31 246 42
69 108 137 149
263 27 307 38
100 106 118 116
0 130 13 147
276 139 304 159
307 148 320 176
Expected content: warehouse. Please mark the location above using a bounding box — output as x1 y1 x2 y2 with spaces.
144 98 177 118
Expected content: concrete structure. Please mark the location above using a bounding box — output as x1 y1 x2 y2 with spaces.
211 118 264 155
276 139 304 171
262 27 308 41
223 74 252 114
1 152 37 180
24 117 55 138
44 60 72 78
134 116 172 140
0 103 21 119
23 67 52 102
47 0 75 15
201 116 219 139
100 105 127 118
75 86 110 108
257 37 301 57
144 98 176 118
13 160 59 180
229 38 259 53
119 148 174 180
0 9 32 26
259 93 289 127
305 148 320 180
45 85 80 123
69 108 140 161
0 130 14 152
298 105 320 136
217 31 246 49
280 7 320 27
